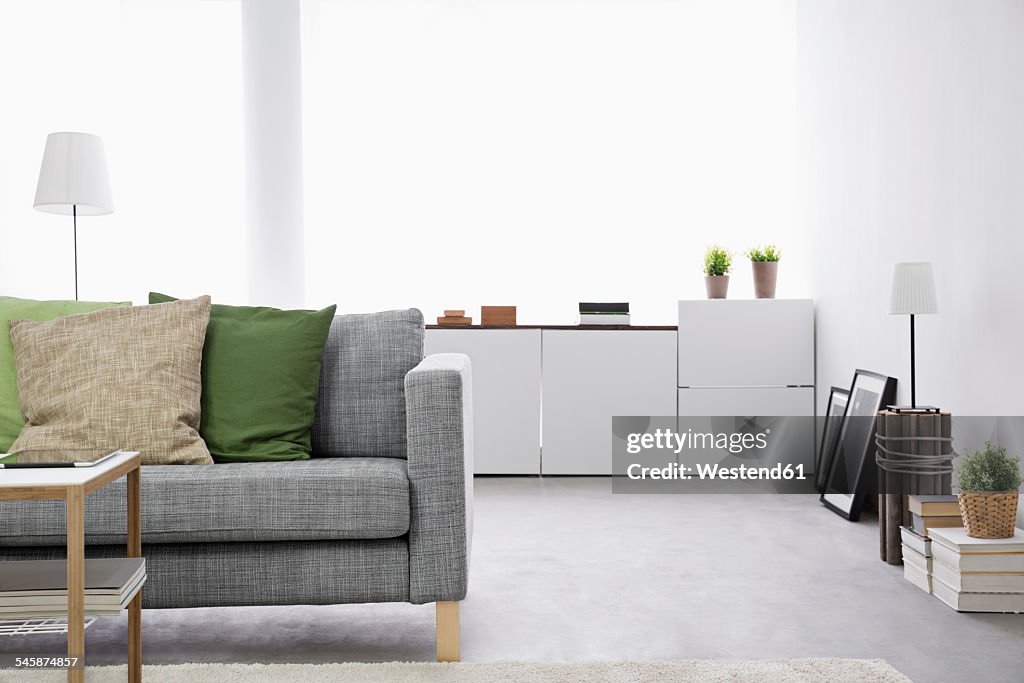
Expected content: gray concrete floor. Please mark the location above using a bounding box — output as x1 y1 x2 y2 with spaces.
4 477 1023 681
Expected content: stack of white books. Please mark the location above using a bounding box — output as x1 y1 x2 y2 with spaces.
928 527 1024 612
0 558 145 619
900 525 933 593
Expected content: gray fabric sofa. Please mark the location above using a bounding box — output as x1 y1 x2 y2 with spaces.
0 309 473 661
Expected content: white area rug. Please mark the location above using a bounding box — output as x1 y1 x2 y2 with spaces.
8 659 910 682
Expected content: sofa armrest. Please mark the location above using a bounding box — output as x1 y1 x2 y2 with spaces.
404 352 473 604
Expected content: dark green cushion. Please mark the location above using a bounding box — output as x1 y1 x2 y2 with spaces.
0 296 130 452
149 293 336 463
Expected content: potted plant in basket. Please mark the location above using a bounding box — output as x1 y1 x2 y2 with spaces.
703 245 732 299
954 442 1022 539
746 244 781 299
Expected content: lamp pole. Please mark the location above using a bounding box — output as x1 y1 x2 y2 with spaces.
909 313 915 408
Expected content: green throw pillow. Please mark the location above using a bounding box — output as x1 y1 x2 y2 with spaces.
149 293 336 462
0 296 130 452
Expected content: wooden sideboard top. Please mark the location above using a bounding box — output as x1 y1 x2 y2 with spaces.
426 325 677 331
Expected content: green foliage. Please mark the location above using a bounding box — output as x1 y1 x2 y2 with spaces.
746 244 781 262
955 442 1023 492
703 245 732 276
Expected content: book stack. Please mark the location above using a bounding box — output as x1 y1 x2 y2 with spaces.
0 558 145 618
578 303 629 326
909 494 963 537
928 526 1024 612
436 309 472 326
900 525 933 593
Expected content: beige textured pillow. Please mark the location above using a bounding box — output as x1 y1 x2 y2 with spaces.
9 296 213 465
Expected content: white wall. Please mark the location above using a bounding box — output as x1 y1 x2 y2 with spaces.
799 1 1024 518
799 0 1024 415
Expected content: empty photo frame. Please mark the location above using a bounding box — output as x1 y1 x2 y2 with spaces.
821 369 896 521
814 386 849 493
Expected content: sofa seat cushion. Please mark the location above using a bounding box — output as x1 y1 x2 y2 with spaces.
0 458 410 546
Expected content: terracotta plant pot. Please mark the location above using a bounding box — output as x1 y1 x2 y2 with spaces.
958 491 1019 539
704 275 729 299
751 261 779 299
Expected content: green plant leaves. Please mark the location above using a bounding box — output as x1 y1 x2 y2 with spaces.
703 245 732 276
955 441 1023 492
746 244 781 262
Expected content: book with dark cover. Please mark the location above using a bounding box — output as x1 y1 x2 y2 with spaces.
0 558 145 594
578 303 629 313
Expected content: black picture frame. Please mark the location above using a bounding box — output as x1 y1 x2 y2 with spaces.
820 369 897 521
814 386 849 493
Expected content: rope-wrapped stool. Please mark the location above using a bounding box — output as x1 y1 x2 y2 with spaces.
875 410 954 565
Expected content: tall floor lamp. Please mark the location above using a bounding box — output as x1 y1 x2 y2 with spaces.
888 262 938 412
33 132 114 300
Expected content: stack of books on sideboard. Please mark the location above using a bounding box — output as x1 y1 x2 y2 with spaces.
578 302 629 326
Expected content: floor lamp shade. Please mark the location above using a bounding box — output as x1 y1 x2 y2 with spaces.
33 132 114 215
888 262 937 315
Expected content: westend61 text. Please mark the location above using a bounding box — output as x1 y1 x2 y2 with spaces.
626 462 806 481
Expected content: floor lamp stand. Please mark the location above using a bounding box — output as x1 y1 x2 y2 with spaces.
73 203 79 301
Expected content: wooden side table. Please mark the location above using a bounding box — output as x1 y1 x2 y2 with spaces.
0 451 142 683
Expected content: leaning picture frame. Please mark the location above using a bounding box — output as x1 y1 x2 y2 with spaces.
821 369 897 521
814 386 849 493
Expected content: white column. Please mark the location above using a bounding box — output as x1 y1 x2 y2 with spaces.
241 0 305 308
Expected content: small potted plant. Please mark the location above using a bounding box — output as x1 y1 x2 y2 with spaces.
746 244 781 298
703 246 732 299
954 442 1022 539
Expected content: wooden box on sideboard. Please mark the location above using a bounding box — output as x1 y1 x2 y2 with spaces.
481 306 517 326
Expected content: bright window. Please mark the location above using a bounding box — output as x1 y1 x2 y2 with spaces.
301 0 800 323
0 0 244 305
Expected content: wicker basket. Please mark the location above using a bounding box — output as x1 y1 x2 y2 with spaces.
958 492 1020 539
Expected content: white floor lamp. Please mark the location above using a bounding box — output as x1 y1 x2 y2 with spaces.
33 132 114 300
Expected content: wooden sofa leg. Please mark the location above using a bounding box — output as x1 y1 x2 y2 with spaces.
436 601 460 662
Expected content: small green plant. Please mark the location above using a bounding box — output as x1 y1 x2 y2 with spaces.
747 244 781 262
703 245 732 277
955 442 1023 492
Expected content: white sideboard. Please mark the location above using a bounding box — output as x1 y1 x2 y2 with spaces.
677 299 816 470
541 330 677 475
424 301 814 476
424 328 541 474
678 299 814 388
425 326 676 475
676 387 814 416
